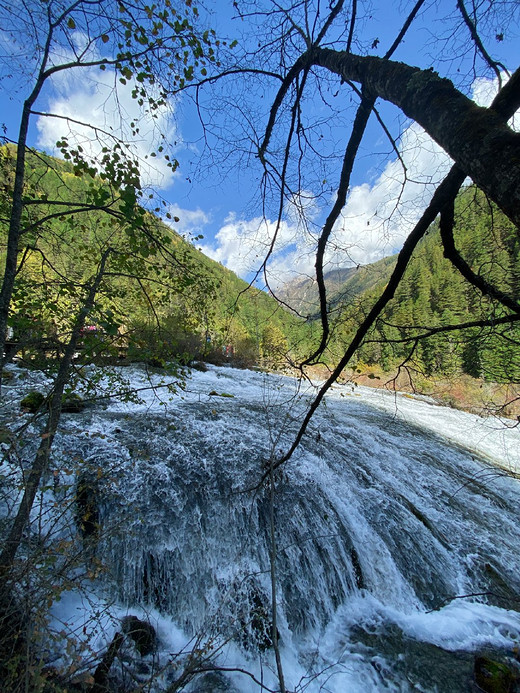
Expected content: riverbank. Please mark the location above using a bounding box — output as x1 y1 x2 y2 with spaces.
302 362 520 421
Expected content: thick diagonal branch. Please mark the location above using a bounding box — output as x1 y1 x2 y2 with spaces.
310 49 520 227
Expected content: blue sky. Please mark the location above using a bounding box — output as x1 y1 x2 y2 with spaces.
1 0 518 289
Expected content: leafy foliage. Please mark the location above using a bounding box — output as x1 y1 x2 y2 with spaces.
328 187 520 383
0 146 301 369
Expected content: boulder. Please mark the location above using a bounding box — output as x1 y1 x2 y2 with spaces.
62 392 85 413
75 476 99 545
121 616 157 657
474 655 517 692
20 391 45 413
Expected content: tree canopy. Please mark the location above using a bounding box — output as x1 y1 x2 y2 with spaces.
185 0 520 468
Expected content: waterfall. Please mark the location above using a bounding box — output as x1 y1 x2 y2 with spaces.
6 363 520 691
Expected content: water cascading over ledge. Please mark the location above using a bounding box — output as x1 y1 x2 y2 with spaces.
56 369 520 632
98 411 370 638
43 365 520 690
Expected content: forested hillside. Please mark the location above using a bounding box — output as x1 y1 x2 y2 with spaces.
0 145 302 369
3 144 517 388
326 187 520 385
278 257 396 318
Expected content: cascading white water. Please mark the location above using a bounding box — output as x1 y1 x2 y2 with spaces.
5 363 520 691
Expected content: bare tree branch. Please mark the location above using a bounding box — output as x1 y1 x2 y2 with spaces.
456 0 508 84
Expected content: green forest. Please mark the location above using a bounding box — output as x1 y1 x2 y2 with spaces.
327 187 520 386
2 144 519 399
0 145 302 372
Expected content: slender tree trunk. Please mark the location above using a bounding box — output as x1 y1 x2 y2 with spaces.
0 250 110 686
269 458 286 693
90 631 124 693
0 12 54 372
0 103 33 370
0 249 111 581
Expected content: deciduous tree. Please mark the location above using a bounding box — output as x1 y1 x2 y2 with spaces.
0 0 216 363
190 0 520 469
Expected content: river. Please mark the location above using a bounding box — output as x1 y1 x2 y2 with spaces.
2 362 520 691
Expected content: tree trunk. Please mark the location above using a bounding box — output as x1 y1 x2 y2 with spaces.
90 631 124 693
0 103 32 369
0 15 55 370
311 49 520 228
0 249 111 580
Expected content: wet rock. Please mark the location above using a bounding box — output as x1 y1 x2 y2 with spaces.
62 392 85 413
474 655 518 693
0 425 11 444
238 585 279 652
121 615 157 656
349 546 365 589
75 475 100 545
142 553 165 607
192 671 239 691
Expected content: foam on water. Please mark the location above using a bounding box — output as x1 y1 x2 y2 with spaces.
4 363 520 691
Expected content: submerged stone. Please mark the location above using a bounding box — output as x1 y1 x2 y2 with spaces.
62 392 85 413
0 425 11 444
20 390 45 412
121 615 157 656
474 655 518 693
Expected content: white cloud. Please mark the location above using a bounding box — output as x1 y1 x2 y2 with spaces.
471 72 518 130
36 43 178 189
202 122 452 288
200 213 314 282
328 122 452 268
472 74 502 107
201 216 284 275
285 189 320 227
165 203 210 237
191 72 520 290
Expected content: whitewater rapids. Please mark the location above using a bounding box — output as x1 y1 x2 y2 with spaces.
3 363 520 691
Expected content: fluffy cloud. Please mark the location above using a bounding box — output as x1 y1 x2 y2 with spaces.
200 210 323 290
328 122 452 268
471 72 518 130
201 215 295 277
203 72 517 288
36 42 178 189
165 203 211 237
202 122 452 288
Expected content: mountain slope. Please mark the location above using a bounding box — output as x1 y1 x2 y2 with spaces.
0 145 302 366
278 256 396 318
327 186 520 382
